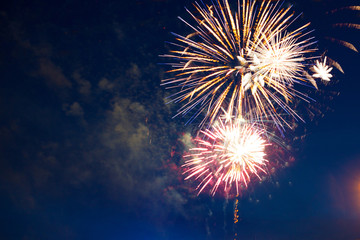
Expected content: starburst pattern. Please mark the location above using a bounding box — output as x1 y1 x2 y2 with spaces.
162 0 316 129
312 57 333 81
182 115 269 196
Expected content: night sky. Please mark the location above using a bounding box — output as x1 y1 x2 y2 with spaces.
0 0 359 239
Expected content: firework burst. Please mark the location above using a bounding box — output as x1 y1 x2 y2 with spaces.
162 0 317 129
312 57 333 81
182 114 271 196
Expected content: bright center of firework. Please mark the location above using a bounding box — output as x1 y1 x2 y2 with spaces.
234 148 245 162
223 128 266 168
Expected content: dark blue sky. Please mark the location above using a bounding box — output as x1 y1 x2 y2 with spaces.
0 0 359 239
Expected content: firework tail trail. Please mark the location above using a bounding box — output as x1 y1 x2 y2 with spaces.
233 195 240 240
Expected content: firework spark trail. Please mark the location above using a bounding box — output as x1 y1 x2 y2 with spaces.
327 6 360 53
162 0 318 130
233 197 239 224
320 4 360 73
182 114 271 196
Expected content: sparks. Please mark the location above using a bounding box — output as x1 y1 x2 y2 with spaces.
182 115 270 196
312 57 333 81
162 0 317 129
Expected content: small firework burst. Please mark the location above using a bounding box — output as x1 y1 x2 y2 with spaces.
312 57 333 81
182 114 271 196
162 0 317 129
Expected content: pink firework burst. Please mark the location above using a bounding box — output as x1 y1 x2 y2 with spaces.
182 116 270 196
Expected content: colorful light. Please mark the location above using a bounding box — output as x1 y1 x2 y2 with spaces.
182 114 270 196
162 0 317 129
